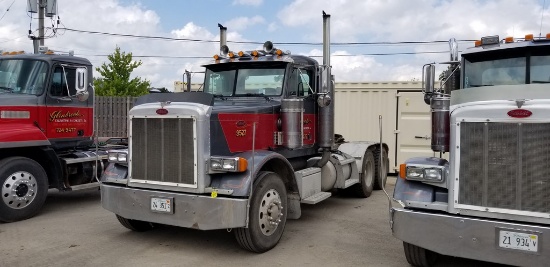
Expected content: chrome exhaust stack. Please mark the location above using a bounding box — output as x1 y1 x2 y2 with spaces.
316 11 334 167
218 23 227 51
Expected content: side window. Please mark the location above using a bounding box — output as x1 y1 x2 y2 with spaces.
298 69 313 96
288 67 313 97
50 66 77 97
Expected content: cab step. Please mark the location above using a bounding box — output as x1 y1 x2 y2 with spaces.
301 192 331 204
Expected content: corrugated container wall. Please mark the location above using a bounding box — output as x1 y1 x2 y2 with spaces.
335 82 440 173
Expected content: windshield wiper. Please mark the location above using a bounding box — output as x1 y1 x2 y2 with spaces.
0 86 14 93
243 93 271 101
531 81 550 84
468 84 494 87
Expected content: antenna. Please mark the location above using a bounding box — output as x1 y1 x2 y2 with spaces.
540 0 547 38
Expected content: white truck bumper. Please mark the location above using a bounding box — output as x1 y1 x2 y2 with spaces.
392 208 549 267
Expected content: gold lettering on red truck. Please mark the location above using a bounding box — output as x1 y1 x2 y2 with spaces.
236 129 247 137
49 110 83 122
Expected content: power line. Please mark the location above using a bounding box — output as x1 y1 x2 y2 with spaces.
0 0 15 22
74 50 453 59
59 27 475 46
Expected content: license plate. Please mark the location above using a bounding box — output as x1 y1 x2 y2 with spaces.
151 197 173 213
498 229 539 253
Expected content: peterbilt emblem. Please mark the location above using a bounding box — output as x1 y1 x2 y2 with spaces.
156 108 168 115
507 109 532 118
236 120 247 128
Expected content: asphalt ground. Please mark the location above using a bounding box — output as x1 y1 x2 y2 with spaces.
0 177 510 267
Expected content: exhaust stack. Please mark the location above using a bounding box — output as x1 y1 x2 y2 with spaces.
318 11 334 150
218 23 227 50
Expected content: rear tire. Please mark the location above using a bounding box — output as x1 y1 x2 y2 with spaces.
351 150 375 198
0 157 48 222
373 147 388 190
116 214 154 232
235 171 287 253
403 242 438 267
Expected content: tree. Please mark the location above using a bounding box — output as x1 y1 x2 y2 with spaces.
94 46 151 96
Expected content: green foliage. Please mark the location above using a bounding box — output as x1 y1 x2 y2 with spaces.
94 46 151 96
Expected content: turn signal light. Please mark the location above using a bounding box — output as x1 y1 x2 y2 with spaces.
399 164 406 179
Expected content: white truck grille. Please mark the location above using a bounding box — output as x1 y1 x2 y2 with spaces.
458 122 550 214
130 117 196 186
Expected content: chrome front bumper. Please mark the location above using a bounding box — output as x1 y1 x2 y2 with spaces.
101 184 248 230
392 208 549 267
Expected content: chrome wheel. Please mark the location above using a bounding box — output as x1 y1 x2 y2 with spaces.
2 171 37 209
258 188 283 236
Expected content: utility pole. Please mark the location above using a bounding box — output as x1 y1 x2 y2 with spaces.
28 0 57 53
38 0 45 46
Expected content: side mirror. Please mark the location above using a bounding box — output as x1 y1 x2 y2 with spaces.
423 64 435 94
75 67 89 101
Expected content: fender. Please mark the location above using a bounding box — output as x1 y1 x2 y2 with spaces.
338 141 387 173
209 150 295 196
0 123 50 148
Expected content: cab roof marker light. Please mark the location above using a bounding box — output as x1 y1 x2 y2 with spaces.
505 36 514 43
525 34 534 41
546 33 550 39
238 51 251 57
474 40 482 47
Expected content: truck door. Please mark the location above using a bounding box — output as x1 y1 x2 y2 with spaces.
287 66 316 146
44 64 93 143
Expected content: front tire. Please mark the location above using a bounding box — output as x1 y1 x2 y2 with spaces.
0 157 48 222
116 214 154 232
351 150 375 198
403 242 438 267
235 171 287 253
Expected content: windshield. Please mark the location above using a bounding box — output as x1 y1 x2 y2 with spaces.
463 48 550 88
204 67 285 96
0 59 48 95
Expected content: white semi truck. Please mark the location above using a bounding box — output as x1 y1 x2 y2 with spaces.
392 35 550 266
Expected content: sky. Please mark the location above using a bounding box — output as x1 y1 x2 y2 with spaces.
1 0 549 90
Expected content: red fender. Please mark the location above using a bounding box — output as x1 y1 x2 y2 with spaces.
0 123 50 148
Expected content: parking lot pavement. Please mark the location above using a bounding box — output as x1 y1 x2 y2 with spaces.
0 177 509 267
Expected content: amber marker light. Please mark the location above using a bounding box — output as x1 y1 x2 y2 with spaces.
525 34 534 41
251 50 259 57
237 157 248 172
474 40 482 47
505 36 514 43
399 164 407 179
213 54 220 60
238 51 245 57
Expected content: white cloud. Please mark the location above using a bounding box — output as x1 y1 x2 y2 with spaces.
225 16 266 31
232 0 263 6
3 0 549 89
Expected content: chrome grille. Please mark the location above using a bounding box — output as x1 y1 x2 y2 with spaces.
131 117 195 185
459 122 550 213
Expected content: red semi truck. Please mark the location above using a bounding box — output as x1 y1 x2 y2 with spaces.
0 49 117 222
